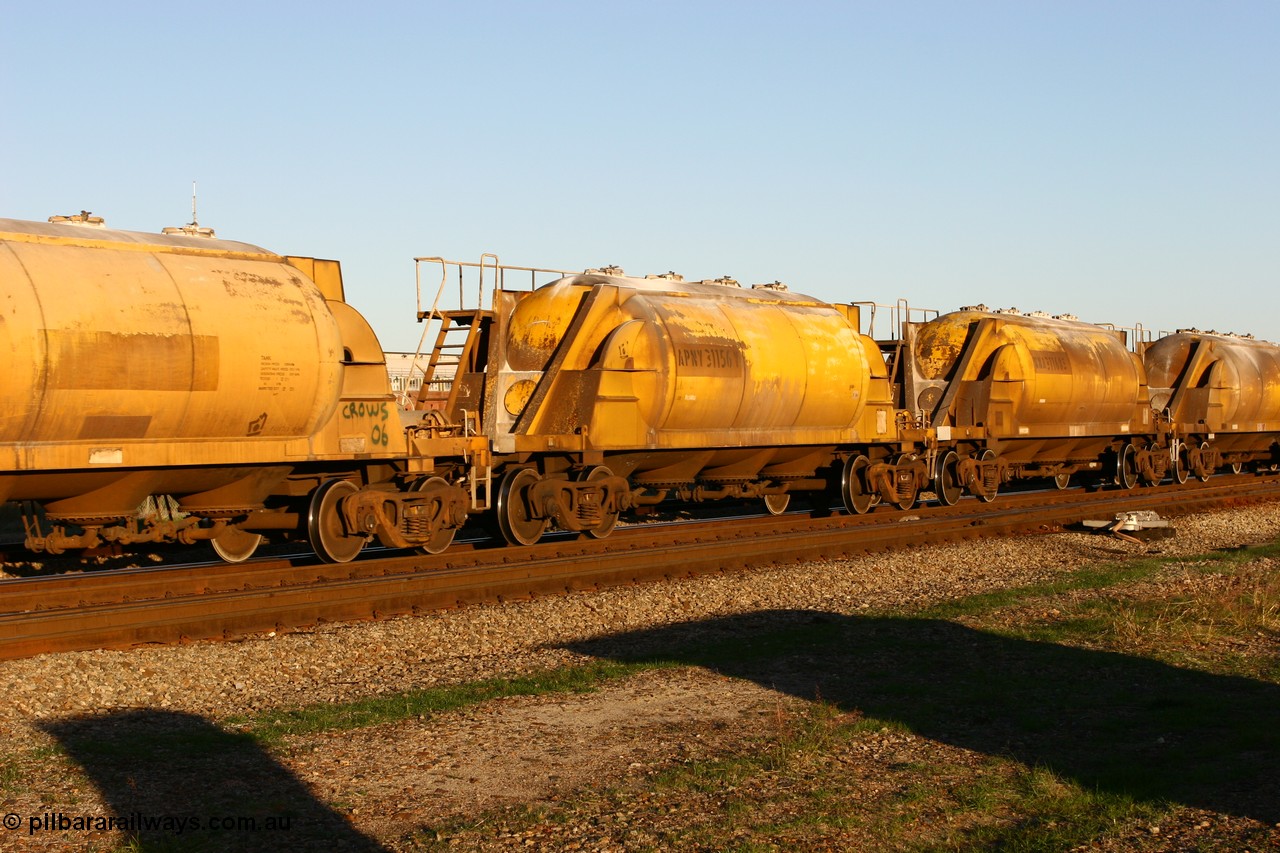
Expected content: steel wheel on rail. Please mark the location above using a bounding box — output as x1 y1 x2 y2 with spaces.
1117 443 1140 490
307 479 365 564
977 449 999 503
892 453 919 510
935 450 963 506
211 525 263 564
496 468 548 546
763 493 791 515
581 466 621 539
1195 441 1213 482
412 476 458 555
1171 445 1189 485
840 454 877 515
1053 472 1072 491
1230 461 1244 475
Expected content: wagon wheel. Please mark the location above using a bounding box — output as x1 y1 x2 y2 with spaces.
496 468 548 546
412 476 457 555
581 466 621 539
1116 443 1139 490
1194 441 1212 482
1138 441 1163 486
1171 445 1189 485
934 451 964 506
307 479 365 563
892 453 919 510
840 455 877 515
977 449 999 503
763 493 791 515
211 525 263 564
1053 472 1071 491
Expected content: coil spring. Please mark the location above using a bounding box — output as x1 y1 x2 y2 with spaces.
896 476 914 502
577 489 602 524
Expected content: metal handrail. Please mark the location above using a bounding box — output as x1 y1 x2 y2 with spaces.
852 300 940 341
413 255 578 316
402 255 578 409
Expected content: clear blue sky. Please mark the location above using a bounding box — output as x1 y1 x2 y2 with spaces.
4 1 1277 350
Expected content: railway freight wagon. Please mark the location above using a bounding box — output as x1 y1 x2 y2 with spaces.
1145 330 1280 480
890 306 1159 502
9 217 1276 567
416 269 916 545
0 216 475 563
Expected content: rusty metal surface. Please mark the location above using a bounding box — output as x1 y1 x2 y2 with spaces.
0 219 345 456
0 219 405 519
910 309 1147 439
2 475 1276 660
1146 331 1280 432
496 274 897 451
0 218 411 558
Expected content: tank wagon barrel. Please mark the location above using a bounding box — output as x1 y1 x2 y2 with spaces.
0 215 474 563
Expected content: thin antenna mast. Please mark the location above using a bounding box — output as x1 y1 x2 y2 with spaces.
162 180 215 238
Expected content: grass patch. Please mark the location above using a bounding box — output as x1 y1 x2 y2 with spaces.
25 536 1280 852
920 765 1166 853
916 540 1280 623
408 540 1280 851
232 658 678 743
0 756 23 793
411 706 1171 852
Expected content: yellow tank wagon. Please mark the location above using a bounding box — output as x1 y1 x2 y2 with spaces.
1145 330 1280 480
428 270 905 544
897 307 1155 501
0 216 471 562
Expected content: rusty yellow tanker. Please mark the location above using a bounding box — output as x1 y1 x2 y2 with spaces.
1145 329 1280 480
3 214 1277 564
895 306 1154 501
0 215 468 562
432 270 906 544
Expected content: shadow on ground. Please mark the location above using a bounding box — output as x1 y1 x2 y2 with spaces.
42 710 384 852
568 609 1280 823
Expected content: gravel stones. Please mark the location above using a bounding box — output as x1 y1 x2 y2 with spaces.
2 504 1279 736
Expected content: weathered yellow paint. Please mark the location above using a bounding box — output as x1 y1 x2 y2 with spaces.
491 273 898 453
287 256 346 301
0 217 400 511
1146 331 1280 431
914 309 1147 438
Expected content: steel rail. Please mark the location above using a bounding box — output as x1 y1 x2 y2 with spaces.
1 476 1277 660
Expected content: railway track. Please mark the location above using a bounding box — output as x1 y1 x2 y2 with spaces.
2 475 1277 661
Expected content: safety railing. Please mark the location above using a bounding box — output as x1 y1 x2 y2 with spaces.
400 255 578 409
852 299 940 342
414 254 577 317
